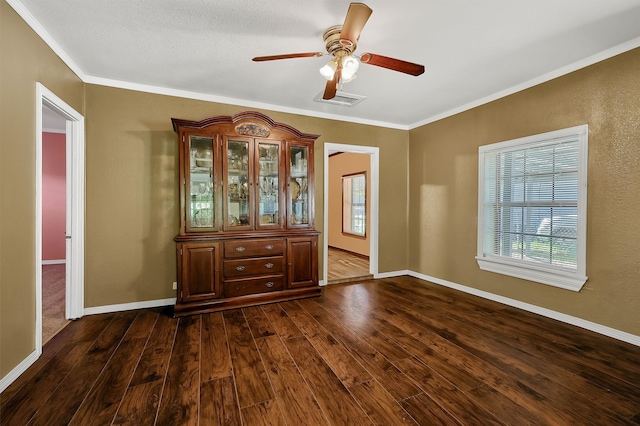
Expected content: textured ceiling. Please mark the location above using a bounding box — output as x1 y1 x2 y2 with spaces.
11 0 640 128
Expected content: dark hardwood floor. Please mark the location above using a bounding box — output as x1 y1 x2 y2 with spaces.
2 276 640 425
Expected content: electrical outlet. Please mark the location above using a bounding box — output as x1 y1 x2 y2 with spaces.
172 281 177 290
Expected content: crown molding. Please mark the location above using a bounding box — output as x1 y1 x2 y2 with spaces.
409 36 640 129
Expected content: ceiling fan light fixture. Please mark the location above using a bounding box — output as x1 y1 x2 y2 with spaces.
319 59 338 80
341 55 359 80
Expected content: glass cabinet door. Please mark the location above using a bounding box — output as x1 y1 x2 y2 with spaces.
257 141 281 229
187 135 215 230
225 139 251 229
289 144 310 227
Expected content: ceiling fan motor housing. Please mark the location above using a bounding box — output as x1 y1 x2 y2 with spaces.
323 25 356 57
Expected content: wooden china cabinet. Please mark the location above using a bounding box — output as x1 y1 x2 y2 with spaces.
171 111 320 316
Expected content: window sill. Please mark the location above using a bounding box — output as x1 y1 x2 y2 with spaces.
476 256 587 292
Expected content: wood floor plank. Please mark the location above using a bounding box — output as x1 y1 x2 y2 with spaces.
315 287 415 361
25 311 138 426
365 287 604 425
283 336 371 425
243 305 276 339
4 277 640 426
68 310 159 425
260 303 303 339
200 376 242 426
280 301 372 388
155 351 200 426
223 308 274 408
399 393 461 426
467 385 550 426
112 312 177 425
387 278 638 402
256 335 328 425
201 312 232 382
382 277 640 405
297 298 421 401
240 399 286 426
375 283 640 424
173 315 201 356
0 339 95 425
336 292 485 393
327 247 372 284
392 277 640 392
0 312 115 408
111 380 163 426
348 380 417 425
394 357 504 426
128 312 178 387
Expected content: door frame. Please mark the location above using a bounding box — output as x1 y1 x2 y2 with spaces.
323 143 379 284
36 83 85 351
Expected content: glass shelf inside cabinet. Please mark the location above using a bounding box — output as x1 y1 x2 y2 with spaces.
290 146 309 226
258 143 280 226
227 140 250 227
189 136 214 228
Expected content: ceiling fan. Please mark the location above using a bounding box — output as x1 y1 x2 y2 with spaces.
252 2 425 100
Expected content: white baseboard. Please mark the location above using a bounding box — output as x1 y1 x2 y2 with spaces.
408 271 640 347
83 298 176 316
42 259 65 265
375 270 409 279
0 349 39 394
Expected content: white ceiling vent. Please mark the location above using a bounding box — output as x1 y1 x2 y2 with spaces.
314 91 367 107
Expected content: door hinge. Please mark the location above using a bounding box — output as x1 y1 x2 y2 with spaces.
182 135 185 143
180 248 183 256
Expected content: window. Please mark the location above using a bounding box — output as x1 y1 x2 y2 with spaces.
342 172 366 237
477 125 588 291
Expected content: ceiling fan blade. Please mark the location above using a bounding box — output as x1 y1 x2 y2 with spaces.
340 3 373 46
252 52 324 61
360 53 425 76
323 62 343 100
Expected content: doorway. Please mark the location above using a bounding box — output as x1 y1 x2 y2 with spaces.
41 109 69 343
323 143 379 285
36 83 85 352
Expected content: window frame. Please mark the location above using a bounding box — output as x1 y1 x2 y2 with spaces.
476 125 588 291
342 172 367 238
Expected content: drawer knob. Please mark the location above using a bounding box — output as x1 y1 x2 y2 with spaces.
235 246 246 253
235 265 245 271
265 281 275 288
265 263 274 269
265 245 274 250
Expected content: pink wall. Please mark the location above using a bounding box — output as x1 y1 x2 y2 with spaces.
42 132 66 261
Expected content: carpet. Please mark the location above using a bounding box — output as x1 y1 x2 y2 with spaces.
42 264 70 344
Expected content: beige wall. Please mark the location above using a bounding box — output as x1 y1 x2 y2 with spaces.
0 2 84 377
83 84 409 307
328 152 370 256
409 47 640 335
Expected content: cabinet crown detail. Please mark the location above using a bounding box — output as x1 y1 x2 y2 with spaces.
172 111 320 317
235 122 270 137
171 110 319 141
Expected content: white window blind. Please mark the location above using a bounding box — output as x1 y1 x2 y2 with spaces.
343 173 366 237
477 125 588 291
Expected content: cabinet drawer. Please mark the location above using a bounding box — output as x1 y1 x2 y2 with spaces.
224 276 284 297
223 256 285 278
224 239 285 258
